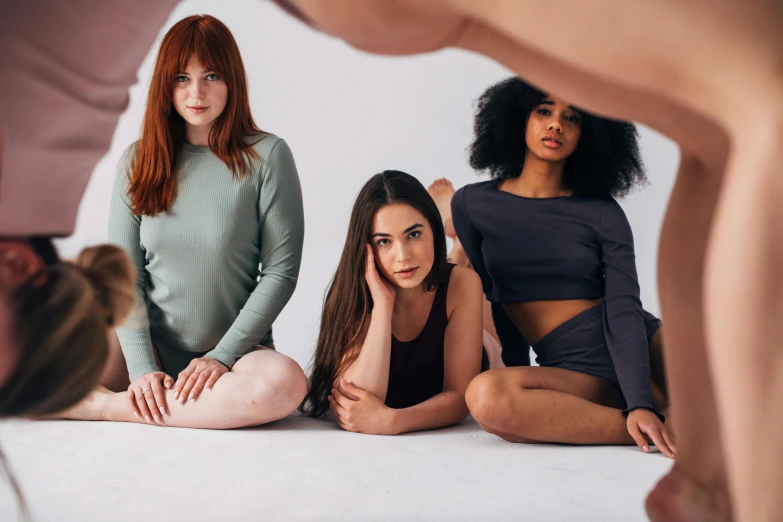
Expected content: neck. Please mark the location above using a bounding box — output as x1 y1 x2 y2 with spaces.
185 124 212 146
505 151 569 198
394 284 427 309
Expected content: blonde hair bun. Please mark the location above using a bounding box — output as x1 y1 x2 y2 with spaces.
74 245 136 327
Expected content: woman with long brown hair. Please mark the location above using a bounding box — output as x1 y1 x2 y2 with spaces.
301 171 483 435
56 14 306 429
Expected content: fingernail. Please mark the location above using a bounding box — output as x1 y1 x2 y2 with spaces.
643 445 649 452
159 407 165 416
174 391 179 400
154 414 161 423
188 392 194 401
133 411 139 418
145 415 152 424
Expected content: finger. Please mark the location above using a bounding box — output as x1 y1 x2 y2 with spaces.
164 375 175 390
339 379 363 401
190 371 210 401
204 369 222 390
628 423 650 453
662 428 677 457
127 386 141 419
135 388 154 424
151 378 167 419
174 367 193 400
644 426 675 459
328 395 348 418
180 371 201 404
331 388 354 409
143 386 161 424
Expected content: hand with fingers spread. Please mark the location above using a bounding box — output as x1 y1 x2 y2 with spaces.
627 408 677 459
174 357 228 405
328 379 397 435
365 244 395 310
127 371 174 425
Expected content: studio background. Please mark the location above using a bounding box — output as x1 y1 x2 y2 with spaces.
56 0 680 371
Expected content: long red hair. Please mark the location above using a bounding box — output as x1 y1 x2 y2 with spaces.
128 14 265 216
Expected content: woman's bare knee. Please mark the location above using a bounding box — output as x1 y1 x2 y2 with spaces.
240 351 306 419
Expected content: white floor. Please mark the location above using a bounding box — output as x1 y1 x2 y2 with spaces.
0 415 670 522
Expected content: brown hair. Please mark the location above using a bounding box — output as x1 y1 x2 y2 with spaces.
0 244 136 418
128 14 265 216
300 171 448 417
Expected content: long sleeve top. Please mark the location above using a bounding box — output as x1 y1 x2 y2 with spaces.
452 180 655 412
109 136 304 381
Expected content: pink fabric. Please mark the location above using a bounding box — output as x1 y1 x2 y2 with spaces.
0 0 178 236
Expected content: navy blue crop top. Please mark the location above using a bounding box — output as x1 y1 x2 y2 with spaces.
451 180 655 413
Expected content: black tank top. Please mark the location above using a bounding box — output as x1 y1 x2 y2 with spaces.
385 263 455 409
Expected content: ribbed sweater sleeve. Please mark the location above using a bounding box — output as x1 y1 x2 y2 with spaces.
108 147 160 381
599 199 655 414
203 139 305 368
451 187 493 298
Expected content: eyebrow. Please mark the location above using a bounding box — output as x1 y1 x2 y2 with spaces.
176 69 214 75
371 223 423 238
539 100 580 112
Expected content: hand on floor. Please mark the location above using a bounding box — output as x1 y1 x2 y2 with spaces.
627 408 676 459
128 371 174 424
329 379 397 435
174 357 228 405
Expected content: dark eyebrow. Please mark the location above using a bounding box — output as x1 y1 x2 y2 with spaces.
370 223 423 239
539 99 580 112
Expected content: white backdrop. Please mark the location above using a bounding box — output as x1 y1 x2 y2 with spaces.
55 0 680 370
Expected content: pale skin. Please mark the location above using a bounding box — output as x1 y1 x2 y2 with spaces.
279 1 783 519
330 203 484 435
53 54 307 429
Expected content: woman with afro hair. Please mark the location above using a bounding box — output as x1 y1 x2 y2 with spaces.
451 77 673 457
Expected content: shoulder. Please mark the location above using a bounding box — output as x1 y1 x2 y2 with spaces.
452 180 494 216
248 134 291 160
446 265 482 306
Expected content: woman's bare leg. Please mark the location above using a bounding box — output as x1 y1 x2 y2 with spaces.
429 178 505 368
466 365 664 444
643 151 732 522
59 348 306 429
704 118 783 522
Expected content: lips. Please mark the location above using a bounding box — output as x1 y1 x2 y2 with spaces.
542 134 562 145
396 267 419 279
188 106 208 114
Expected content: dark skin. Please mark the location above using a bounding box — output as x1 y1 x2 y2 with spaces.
465 95 675 458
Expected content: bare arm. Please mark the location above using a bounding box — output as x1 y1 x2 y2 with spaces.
390 266 483 434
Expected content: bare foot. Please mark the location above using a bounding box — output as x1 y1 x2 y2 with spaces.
646 466 732 522
48 385 115 421
427 178 456 236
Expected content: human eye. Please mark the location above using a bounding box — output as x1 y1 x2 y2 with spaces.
206 73 220 81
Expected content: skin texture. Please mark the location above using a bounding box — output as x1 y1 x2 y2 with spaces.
276 0 782 520
171 56 229 146
335 203 484 435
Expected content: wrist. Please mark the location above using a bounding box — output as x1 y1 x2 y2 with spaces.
386 407 401 435
371 303 393 318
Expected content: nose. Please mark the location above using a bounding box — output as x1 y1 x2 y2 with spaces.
190 79 206 99
547 116 563 133
394 242 412 263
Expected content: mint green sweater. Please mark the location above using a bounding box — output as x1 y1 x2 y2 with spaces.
109 135 304 381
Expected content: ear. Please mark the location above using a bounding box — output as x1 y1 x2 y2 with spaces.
0 241 46 289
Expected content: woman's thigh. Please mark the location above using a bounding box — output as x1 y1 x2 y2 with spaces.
476 365 625 409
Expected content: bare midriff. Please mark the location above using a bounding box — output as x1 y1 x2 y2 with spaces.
503 298 604 346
